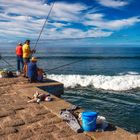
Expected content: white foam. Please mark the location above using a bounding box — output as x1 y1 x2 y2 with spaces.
119 71 139 75
47 74 140 91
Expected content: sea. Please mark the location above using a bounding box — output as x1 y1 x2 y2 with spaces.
0 43 140 133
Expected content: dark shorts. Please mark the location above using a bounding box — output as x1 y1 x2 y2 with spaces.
23 58 30 63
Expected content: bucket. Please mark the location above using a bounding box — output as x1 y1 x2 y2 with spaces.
82 111 97 131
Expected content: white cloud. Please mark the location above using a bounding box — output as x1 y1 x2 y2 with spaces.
97 0 129 8
0 0 50 17
0 0 112 40
42 28 112 39
84 13 140 30
0 0 139 42
51 2 87 22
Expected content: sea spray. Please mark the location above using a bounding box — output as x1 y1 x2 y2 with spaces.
47 74 140 91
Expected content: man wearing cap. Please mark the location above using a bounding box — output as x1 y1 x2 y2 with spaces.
28 57 38 83
15 43 24 72
22 40 31 62
22 40 35 77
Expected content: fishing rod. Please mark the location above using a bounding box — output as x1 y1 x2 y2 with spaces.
33 1 55 51
31 1 86 73
0 54 16 70
46 59 85 72
0 1 55 71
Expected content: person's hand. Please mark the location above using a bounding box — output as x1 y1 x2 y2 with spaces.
31 49 36 53
33 49 36 53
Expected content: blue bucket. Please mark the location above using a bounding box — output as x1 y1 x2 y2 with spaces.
82 111 97 131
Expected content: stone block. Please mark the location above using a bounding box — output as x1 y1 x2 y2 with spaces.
0 111 15 118
59 137 74 140
46 113 57 119
35 109 50 116
33 124 60 134
2 119 25 127
32 133 56 140
72 133 92 140
53 127 76 138
25 115 45 124
8 128 33 140
0 127 18 136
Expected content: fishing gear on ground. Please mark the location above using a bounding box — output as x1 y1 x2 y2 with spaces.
0 69 14 78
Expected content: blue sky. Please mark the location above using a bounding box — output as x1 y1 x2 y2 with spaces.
0 0 140 45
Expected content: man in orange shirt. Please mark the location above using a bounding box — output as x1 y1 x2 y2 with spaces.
16 43 24 72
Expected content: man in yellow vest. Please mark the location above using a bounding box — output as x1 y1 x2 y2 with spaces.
22 40 35 77
23 40 32 63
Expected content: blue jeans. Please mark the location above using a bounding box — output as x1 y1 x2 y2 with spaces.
17 55 24 71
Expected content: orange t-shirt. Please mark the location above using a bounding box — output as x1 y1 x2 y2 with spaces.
16 45 23 56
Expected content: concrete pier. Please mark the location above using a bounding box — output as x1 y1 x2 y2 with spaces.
0 76 139 140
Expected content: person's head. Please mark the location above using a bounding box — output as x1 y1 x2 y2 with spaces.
18 43 22 46
25 40 30 45
30 57 37 63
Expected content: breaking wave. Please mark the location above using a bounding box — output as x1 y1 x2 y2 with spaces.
47 73 140 91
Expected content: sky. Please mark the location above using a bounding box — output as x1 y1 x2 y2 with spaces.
0 0 140 45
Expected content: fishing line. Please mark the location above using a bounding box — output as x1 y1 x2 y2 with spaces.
0 54 16 70
33 1 55 51
46 59 85 72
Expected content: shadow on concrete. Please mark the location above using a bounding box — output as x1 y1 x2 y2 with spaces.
96 123 117 132
105 123 117 131
41 78 57 83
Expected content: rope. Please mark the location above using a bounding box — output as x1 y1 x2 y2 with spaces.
46 59 85 72
33 1 55 50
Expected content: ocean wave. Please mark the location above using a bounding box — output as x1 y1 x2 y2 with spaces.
119 71 139 75
2 55 140 60
47 74 140 91
38 56 140 59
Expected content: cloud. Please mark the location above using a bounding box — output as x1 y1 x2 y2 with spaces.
42 28 113 39
96 0 129 8
0 0 112 40
0 0 139 42
51 2 86 22
0 0 50 17
84 13 140 30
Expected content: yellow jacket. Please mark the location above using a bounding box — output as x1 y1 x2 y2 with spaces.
22 44 31 58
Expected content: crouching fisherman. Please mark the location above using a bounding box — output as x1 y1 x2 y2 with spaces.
27 57 45 83
28 57 38 83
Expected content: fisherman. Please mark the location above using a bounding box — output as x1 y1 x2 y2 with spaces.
28 57 38 83
22 40 35 77
15 43 24 72
23 40 32 63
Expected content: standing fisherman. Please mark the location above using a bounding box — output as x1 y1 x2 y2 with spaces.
22 40 35 77
15 43 24 72
22 40 32 63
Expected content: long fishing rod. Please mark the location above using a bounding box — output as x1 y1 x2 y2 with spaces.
0 54 16 70
46 59 85 72
33 1 55 50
